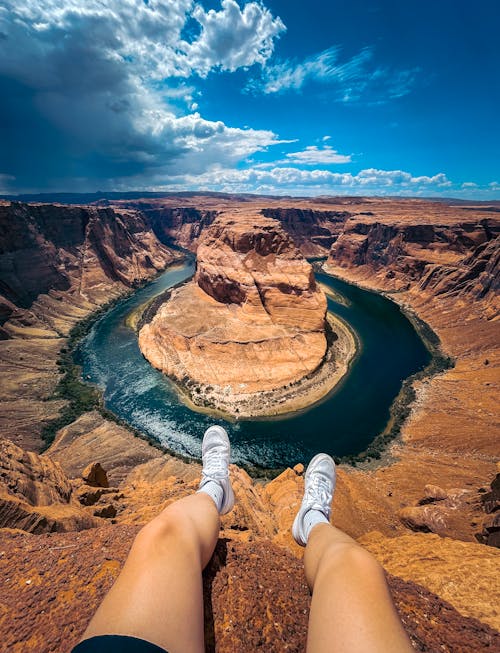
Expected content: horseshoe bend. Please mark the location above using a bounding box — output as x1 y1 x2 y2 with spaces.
138 211 356 417
0 195 499 652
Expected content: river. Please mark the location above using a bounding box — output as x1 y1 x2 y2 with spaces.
77 261 431 469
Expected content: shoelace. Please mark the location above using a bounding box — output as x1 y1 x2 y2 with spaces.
305 473 331 508
203 444 228 481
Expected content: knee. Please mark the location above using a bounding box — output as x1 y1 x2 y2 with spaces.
134 503 197 556
318 542 384 582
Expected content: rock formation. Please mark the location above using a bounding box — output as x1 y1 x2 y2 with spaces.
0 201 176 314
0 195 499 651
0 200 178 450
328 215 499 314
138 211 354 416
0 438 100 532
262 207 351 256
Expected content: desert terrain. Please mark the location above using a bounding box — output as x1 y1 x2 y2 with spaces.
0 194 499 652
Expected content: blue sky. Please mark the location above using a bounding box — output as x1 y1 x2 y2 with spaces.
0 0 499 197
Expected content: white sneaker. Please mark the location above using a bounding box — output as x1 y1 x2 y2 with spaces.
292 453 336 546
198 425 234 515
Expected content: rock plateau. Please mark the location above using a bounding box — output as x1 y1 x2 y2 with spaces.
138 211 355 416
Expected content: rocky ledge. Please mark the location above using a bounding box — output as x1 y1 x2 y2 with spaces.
138 211 356 417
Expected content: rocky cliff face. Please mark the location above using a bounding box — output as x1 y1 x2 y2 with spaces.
99 199 218 251
0 438 101 532
138 211 354 417
328 217 499 310
0 201 176 318
105 199 353 257
145 206 218 250
262 207 351 256
194 213 326 330
0 201 177 451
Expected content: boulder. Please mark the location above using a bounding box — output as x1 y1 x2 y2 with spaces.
418 484 448 504
82 462 109 488
93 504 117 519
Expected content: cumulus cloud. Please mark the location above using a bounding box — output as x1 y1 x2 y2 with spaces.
0 0 285 191
247 45 420 103
185 0 285 76
148 166 455 196
283 146 351 165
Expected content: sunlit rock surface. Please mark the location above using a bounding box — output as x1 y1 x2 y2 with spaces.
138 211 346 416
0 195 499 651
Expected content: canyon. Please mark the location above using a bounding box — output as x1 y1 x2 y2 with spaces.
0 195 499 652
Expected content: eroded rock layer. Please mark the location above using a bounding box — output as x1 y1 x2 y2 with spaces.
0 200 178 450
138 212 349 416
1 195 499 651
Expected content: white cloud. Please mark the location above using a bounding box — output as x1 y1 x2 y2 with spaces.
3 0 284 82
0 0 287 191
142 166 456 196
184 0 285 76
284 146 351 165
247 45 419 103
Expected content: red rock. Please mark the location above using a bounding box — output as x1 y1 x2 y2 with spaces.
82 462 109 488
419 484 448 504
0 438 99 533
261 207 351 256
138 212 343 417
93 504 117 519
0 527 498 653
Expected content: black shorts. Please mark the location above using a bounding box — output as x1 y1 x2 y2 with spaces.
72 635 168 652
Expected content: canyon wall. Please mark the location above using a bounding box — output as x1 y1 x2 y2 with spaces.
0 201 177 322
0 196 499 651
261 207 351 256
0 200 178 449
106 198 352 256
328 217 499 312
101 199 218 251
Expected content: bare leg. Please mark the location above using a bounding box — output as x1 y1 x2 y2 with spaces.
304 522 413 653
81 492 220 653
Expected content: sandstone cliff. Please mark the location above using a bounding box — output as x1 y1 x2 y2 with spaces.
0 201 178 451
1 196 499 652
0 201 176 316
328 216 499 314
262 207 351 256
105 200 218 251
107 198 351 256
0 438 100 533
138 211 355 416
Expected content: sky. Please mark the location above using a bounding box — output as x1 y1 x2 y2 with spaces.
0 0 499 198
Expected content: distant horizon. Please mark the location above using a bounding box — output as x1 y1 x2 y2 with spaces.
1 190 499 205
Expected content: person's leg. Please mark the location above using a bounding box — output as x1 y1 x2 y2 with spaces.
78 426 234 653
304 523 413 653
293 454 413 653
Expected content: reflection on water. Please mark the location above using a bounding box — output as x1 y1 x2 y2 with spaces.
77 262 431 468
